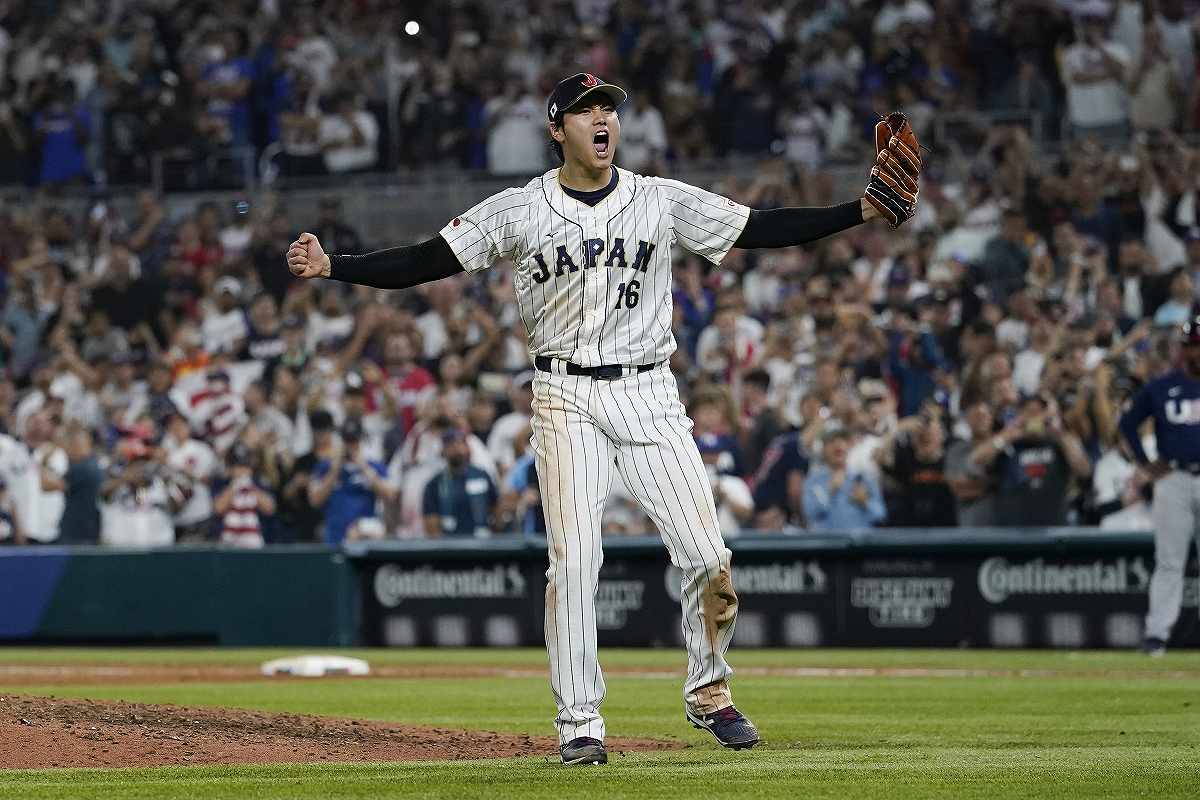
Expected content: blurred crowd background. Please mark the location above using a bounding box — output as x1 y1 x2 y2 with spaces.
0 0 1198 547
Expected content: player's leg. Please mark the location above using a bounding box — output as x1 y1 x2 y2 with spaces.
529 372 616 746
1146 472 1193 644
596 367 738 713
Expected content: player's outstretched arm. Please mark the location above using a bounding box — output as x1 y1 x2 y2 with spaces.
732 199 877 250
732 112 920 250
286 232 464 290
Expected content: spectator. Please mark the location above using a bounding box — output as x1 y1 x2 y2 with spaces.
487 372 534 475
876 410 958 527
991 55 1057 128
969 394 1092 526
57 426 102 544
1153 267 1194 327
197 27 253 148
308 417 394 545
980 209 1033 306
33 82 90 185
737 369 783 476
945 399 999 526
1062 12 1133 141
0 478 25 545
696 301 764 379
1130 23 1182 132
162 411 218 542
25 411 67 543
310 197 364 257
320 93 379 174
277 410 333 543
484 79 546 176
751 426 809 530
423 427 499 538
213 443 276 549
202 277 249 355
803 429 886 530
370 329 435 439
100 444 185 547
618 90 668 173
499 423 544 535
244 379 292 445
698 434 755 535
239 295 287 377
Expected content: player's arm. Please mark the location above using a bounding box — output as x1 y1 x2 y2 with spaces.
1117 384 1163 473
287 233 465 289
289 187 527 286
732 200 875 250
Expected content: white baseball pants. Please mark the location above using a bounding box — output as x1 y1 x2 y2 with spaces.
1146 471 1200 641
529 362 738 745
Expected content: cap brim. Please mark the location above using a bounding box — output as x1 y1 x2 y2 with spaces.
565 84 628 114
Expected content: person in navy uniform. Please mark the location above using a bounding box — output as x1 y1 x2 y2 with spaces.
1119 317 1200 656
422 427 499 538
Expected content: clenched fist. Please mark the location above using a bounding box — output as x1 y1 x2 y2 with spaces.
286 232 331 279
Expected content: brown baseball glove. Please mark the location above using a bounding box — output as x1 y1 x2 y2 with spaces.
863 111 921 229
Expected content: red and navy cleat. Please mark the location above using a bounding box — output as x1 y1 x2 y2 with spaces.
686 706 760 750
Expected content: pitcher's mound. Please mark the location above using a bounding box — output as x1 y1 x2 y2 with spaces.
0 695 680 768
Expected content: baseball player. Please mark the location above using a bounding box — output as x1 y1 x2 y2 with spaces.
1119 318 1200 657
287 73 921 764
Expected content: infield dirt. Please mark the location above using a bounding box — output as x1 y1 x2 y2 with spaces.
0 694 678 768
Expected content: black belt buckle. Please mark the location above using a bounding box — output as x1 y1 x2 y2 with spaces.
593 365 622 380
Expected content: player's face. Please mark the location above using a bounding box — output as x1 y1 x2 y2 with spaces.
555 100 620 170
1183 342 1200 373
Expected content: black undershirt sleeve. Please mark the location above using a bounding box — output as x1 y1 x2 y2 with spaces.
733 201 864 249
327 235 465 290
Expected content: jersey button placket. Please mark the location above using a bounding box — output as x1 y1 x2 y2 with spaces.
583 215 603 364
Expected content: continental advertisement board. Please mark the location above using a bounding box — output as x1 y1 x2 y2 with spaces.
348 532 1200 649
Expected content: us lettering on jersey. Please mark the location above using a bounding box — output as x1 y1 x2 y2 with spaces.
439 168 750 367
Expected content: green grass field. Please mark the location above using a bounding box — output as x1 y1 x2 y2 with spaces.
1 648 1199 799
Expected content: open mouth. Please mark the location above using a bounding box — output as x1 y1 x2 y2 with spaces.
593 129 609 157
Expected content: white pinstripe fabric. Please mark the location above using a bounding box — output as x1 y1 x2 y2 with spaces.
439 168 749 367
530 365 735 745
441 167 749 745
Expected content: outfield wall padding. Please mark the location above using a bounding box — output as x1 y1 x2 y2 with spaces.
1 531 1196 648
0 546 355 646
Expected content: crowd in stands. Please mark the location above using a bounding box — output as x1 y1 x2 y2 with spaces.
0 117 1196 545
0 0 1198 546
0 0 1197 188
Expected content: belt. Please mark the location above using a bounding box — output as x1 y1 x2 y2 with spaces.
533 355 657 381
1168 460 1200 475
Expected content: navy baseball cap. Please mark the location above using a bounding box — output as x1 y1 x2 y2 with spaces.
547 73 627 123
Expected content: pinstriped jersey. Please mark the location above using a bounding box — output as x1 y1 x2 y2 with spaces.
438 167 750 367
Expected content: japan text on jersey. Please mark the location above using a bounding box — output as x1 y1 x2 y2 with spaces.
440 167 750 367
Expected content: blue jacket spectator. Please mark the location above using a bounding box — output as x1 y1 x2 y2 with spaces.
423 428 499 537
888 325 948 418
803 430 886 530
34 85 90 185
308 418 395 545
